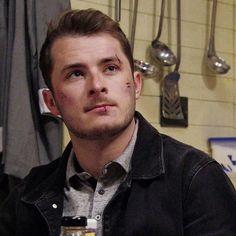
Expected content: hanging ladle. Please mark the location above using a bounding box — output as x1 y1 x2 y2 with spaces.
207 0 230 74
115 0 121 22
151 0 177 66
131 0 159 77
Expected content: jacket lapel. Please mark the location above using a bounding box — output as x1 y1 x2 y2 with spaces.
131 112 165 179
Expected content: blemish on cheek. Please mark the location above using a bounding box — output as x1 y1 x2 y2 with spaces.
126 82 131 88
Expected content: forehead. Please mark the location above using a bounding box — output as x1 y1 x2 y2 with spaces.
50 33 128 64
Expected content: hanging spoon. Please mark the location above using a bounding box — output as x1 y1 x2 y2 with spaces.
131 0 159 77
207 0 230 74
151 0 176 66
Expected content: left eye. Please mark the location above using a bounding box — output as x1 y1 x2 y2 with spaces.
105 65 118 73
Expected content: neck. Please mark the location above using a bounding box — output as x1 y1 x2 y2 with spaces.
69 119 136 178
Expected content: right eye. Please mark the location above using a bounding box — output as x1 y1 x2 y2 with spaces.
68 70 84 80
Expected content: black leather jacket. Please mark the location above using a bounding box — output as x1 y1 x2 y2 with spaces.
1 112 236 236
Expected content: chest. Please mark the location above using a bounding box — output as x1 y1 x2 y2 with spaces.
101 179 184 236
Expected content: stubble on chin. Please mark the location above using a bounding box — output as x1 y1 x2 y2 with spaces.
68 110 135 141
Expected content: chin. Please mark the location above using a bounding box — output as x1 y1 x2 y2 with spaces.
72 119 133 140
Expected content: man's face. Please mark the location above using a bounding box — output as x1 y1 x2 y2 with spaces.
45 33 142 140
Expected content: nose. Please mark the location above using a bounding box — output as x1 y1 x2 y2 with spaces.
88 73 108 96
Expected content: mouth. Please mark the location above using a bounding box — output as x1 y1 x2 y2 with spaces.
84 104 114 113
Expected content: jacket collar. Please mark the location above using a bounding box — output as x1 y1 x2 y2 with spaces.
131 111 165 179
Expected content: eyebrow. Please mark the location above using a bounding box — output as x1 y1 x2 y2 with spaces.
61 63 86 74
61 56 123 73
100 55 122 65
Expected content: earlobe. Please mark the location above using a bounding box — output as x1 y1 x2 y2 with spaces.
133 71 142 99
42 89 61 116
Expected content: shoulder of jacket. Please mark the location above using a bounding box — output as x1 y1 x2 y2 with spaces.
22 157 62 188
160 133 217 178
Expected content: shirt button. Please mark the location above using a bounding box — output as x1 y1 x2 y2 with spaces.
98 188 105 195
95 214 101 221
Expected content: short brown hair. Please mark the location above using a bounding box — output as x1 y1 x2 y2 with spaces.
39 9 134 90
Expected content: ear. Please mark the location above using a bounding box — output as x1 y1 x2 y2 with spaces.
42 89 61 116
133 71 142 99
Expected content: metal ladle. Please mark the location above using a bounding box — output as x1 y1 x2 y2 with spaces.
115 0 121 22
131 0 159 77
207 0 230 74
151 0 176 66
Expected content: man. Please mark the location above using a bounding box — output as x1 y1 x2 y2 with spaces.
0 9 236 236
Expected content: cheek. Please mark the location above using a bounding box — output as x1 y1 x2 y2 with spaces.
55 91 75 107
57 91 68 101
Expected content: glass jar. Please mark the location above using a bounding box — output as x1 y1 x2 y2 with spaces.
61 216 87 236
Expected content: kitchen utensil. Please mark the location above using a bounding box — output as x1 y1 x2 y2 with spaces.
207 0 230 74
131 0 159 77
151 0 177 66
115 0 121 22
161 0 184 120
134 59 158 76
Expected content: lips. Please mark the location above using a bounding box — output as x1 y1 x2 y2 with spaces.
84 104 114 113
